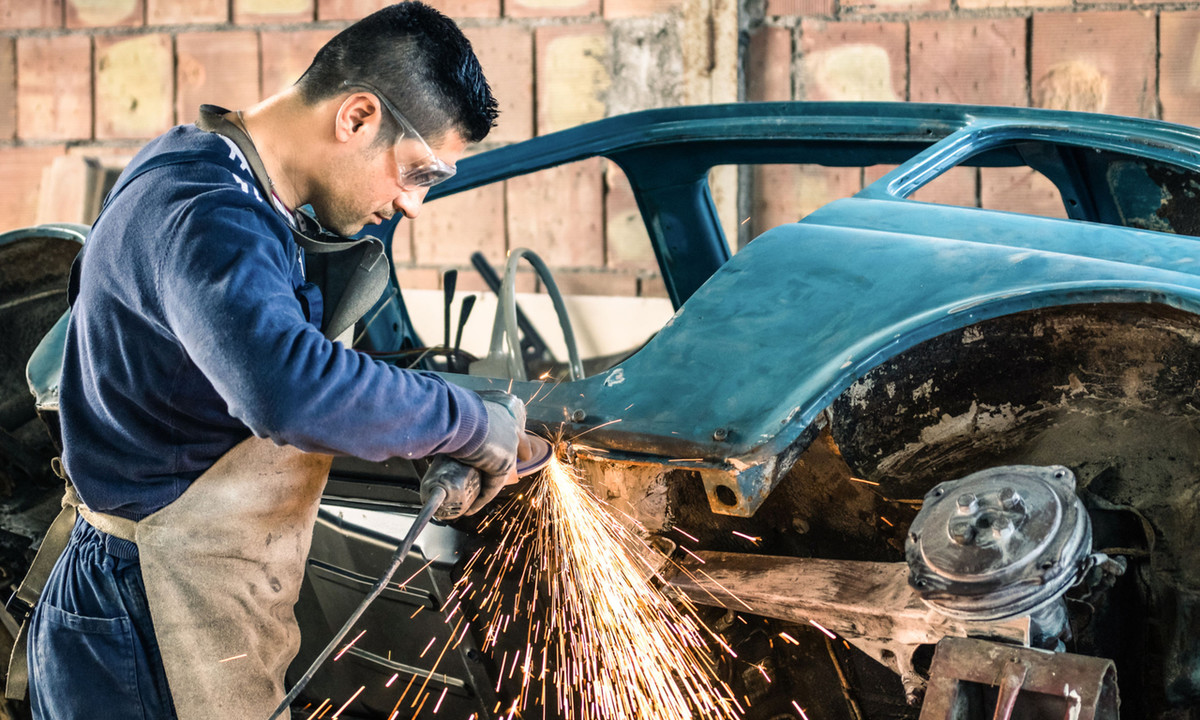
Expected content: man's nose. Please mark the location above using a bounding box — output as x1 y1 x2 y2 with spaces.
394 187 431 219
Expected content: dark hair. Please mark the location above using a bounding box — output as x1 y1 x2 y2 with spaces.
296 1 498 145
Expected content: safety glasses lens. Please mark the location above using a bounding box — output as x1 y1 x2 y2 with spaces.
402 160 456 188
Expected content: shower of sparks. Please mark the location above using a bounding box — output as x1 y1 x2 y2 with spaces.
217 653 247 663
332 686 365 718
333 630 366 661
848 477 879 486
809 620 837 639
443 448 744 720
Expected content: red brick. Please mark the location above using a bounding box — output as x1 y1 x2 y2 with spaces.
765 0 832 17
316 0 378 19
549 270 638 296
509 0 597 20
34 155 96 224
464 25 533 143
980 167 1066 218
841 0 945 17
959 0 1064 11
394 266 442 291
235 0 313 24
799 20 906 101
605 161 655 270
0 39 14 140
17 35 92 141
1031 11 1156 119
65 144 138 160
603 0 681 19
864 163 976 206
910 18 1026 106
1 0 62 27
426 0 500 17
639 273 668 298
260 29 337 96
752 164 860 238
505 158 604 268
319 0 498 18
176 32 260 122
0 146 67 232
411 183 506 266
1161 12 1200 127
747 26 792 102
148 0 226 24
536 24 609 134
456 268 537 293
388 220 412 265
66 0 142 27
911 166 976 207
95 33 174 139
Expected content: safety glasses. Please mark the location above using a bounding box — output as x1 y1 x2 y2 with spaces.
341 80 457 189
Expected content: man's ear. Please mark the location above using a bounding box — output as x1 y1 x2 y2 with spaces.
334 93 381 143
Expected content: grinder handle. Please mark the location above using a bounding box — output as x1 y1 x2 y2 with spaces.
420 456 481 521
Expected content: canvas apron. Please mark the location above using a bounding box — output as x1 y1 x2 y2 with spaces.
6 106 391 718
74 439 332 719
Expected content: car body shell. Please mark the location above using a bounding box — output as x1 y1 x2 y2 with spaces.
368 102 1200 518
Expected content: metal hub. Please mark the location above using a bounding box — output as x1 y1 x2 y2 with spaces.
906 465 1092 625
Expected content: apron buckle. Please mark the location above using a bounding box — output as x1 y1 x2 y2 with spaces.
5 591 33 624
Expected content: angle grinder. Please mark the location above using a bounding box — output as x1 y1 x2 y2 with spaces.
266 434 553 720
421 434 554 519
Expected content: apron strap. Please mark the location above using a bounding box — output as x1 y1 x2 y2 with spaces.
4 479 139 699
5 484 76 700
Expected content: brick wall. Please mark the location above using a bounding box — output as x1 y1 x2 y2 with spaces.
3 0 1198 298
745 2 1197 238
0 0 737 299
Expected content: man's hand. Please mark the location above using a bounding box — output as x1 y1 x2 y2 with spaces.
451 390 532 515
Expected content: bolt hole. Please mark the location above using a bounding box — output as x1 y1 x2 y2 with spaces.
977 517 991 529
714 484 738 507
934 488 944 496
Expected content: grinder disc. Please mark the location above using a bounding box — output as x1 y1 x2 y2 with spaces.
517 435 553 477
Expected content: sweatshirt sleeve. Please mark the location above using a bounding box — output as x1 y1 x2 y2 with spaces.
156 187 487 461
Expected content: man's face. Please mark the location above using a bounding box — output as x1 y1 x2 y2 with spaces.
311 130 468 237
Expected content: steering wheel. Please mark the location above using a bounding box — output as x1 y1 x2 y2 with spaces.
470 248 584 381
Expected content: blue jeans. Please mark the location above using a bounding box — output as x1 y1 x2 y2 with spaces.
27 516 177 720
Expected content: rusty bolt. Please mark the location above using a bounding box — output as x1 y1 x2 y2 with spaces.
956 493 978 514
571 408 587 423
1000 487 1025 513
712 427 728 441
949 519 976 545
991 514 1014 539
792 517 810 534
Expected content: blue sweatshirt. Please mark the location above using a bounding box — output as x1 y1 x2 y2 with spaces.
59 123 487 520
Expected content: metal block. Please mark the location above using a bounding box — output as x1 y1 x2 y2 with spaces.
919 636 1118 720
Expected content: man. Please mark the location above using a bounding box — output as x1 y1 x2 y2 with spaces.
22 4 526 718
